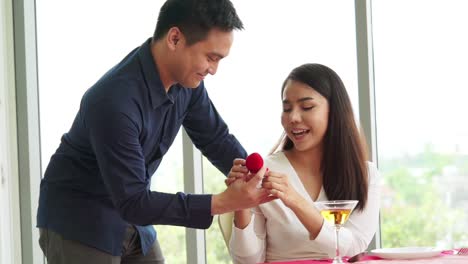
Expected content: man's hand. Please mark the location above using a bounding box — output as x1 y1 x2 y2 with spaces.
211 166 276 215
224 158 250 186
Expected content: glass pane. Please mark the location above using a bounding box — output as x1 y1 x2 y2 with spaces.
150 133 186 263
36 1 186 262
203 1 358 262
204 157 232 263
373 0 468 248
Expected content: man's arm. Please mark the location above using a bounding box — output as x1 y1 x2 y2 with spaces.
182 82 247 175
86 101 213 228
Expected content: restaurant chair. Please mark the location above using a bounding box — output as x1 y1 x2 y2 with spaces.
218 212 234 251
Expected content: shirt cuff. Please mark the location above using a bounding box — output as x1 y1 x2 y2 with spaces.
187 194 213 229
229 214 261 257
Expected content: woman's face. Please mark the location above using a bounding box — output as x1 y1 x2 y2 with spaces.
281 80 330 153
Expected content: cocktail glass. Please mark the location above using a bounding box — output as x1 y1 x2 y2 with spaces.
315 200 358 264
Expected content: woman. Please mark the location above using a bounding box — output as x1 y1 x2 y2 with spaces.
228 63 381 263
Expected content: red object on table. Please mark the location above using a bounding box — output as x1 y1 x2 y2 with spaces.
246 152 263 173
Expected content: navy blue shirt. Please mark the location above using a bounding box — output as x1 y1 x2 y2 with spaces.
37 38 247 256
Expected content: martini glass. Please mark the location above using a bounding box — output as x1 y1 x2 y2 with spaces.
315 200 358 264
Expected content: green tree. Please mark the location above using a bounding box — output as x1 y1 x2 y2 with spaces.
380 146 467 248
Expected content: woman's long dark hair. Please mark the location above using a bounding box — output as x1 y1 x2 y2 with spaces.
273 63 369 210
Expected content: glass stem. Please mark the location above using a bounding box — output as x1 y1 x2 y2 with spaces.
335 226 340 259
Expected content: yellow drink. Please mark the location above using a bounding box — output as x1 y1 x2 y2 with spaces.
320 209 352 226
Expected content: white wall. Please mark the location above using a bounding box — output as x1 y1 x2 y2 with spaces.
0 0 22 263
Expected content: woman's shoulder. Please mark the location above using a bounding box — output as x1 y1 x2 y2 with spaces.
265 151 286 162
266 151 284 160
265 151 288 169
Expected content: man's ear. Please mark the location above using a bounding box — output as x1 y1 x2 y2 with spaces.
166 27 183 51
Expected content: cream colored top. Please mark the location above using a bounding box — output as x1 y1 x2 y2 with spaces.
229 151 381 263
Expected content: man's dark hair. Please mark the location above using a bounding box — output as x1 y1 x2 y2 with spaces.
153 0 244 45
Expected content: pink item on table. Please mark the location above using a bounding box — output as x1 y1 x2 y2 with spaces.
258 259 332 264
352 255 468 264
257 249 468 263
257 254 382 263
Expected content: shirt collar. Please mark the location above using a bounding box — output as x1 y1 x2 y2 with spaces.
138 38 181 109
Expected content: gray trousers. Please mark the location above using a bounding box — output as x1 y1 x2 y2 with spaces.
39 226 165 264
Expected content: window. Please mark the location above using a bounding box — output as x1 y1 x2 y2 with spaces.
373 0 468 248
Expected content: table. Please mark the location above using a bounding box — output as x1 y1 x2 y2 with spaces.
352 255 468 263
259 254 468 263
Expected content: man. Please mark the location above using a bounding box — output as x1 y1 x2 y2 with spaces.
37 0 272 263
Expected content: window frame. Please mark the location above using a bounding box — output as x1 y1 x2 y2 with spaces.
12 0 44 263
1 0 22 262
355 0 381 250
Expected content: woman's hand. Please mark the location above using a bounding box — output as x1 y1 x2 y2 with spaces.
262 171 323 238
261 171 305 209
